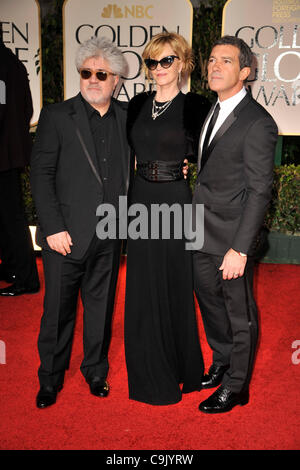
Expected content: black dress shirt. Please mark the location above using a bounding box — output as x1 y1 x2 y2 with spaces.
81 95 123 211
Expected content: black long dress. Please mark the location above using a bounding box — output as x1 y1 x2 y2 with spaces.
124 91 204 405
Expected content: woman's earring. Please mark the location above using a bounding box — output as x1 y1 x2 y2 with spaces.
178 71 182 83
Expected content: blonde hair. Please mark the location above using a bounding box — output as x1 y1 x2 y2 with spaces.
142 32 194 80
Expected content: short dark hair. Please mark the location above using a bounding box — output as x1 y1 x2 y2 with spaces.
211 35 253 69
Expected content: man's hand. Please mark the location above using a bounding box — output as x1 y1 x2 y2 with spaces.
183 159 189 179
46 231 73 256
219 248 247 280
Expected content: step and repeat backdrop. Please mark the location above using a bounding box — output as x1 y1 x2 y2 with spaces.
63 0 193 100
1 0 42 126
223 0 300 135
1 0 299 134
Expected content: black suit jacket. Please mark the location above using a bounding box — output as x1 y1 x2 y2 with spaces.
30 93 130 260
193 92 278 256
0 44 33 172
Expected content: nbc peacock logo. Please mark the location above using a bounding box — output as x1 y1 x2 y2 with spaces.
101 4 154 19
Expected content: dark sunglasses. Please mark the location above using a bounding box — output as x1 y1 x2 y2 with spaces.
144 55 179 71
79 69 116 81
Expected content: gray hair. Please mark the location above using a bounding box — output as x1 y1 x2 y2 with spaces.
75 36 127 76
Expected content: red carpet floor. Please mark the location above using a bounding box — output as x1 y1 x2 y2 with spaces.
0 257 299 450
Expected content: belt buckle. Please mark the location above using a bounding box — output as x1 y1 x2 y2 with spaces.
148 162 158 181
151 169 158 181
149 162 158 170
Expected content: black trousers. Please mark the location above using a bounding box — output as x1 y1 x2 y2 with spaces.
0 168 39 286
193 251 258 393
38 235 121 388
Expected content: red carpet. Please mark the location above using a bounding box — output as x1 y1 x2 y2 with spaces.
0 257 299 450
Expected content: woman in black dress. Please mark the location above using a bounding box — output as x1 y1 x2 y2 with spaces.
125 32 210 405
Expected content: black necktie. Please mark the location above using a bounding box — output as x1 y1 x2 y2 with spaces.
202 103 220 154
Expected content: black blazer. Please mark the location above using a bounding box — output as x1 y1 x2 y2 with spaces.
193 92 278 256
0 45 33 172
30 93 130 260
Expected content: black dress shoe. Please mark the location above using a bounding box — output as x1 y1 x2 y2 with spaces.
0 283 40 296
0 272 16 283
201 364 230 389
36 385 63 409
199 385 249 414
89 379 110 397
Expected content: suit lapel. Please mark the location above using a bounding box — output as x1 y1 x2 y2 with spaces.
69 93 103 187
206 111 237 156
198 93 251 173
197 102 215 171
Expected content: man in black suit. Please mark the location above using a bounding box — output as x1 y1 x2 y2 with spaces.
193 36 278 413
30 36 130 408
0 32 39 295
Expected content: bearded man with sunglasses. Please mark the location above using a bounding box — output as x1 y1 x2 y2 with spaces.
31 36 129 408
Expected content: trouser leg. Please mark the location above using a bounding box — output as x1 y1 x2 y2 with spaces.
38 249 83 388
0 218 16 276
0 169 39 286
193 251 258 392
220 258 258 392
193 251 233 367
80 238 121 382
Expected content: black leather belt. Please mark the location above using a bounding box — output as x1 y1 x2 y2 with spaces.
137 160 184 182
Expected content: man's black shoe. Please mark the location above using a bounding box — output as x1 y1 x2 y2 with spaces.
0 283 40 296
36 385 63 409
0 271 16 283
89 379 110 397
199 385 249 414
201 364 229 389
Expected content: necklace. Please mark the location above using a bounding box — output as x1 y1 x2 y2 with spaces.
151 95 175 120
